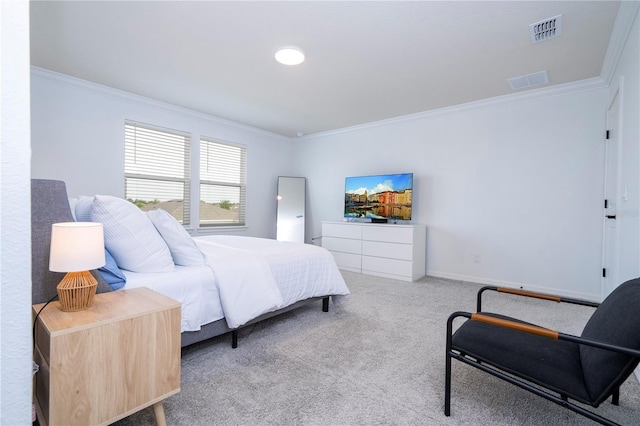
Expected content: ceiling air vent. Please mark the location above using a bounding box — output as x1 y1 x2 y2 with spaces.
508 70 549 90
530 15 562 43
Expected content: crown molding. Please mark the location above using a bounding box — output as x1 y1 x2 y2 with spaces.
301 76 607 140
30 66 290 142
601 1 640 87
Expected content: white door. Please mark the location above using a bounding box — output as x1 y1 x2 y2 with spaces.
602 89 620 299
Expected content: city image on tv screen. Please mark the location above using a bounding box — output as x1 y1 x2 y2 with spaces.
344 173 413 221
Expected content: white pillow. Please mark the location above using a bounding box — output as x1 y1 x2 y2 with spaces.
147 209 206 266
74 196 94 222
90 195 175 273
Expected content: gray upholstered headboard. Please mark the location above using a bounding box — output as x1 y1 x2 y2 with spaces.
31 179 112 304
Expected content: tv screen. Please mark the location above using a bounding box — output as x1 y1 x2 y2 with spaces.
344 173 413 221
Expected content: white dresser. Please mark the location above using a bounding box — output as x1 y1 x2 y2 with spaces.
322 221 426 282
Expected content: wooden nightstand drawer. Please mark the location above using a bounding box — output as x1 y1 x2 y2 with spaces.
33 287 181 426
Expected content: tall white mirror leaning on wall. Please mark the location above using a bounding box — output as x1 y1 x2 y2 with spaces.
276 176 306 243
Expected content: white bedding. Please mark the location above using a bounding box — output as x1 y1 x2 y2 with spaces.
121 265 223 332
196 235 350 307
121 236 350 331
194 236 350 328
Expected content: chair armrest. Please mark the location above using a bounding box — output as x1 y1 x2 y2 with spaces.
476 286 600 312
471 313 559 339
447 311 640 359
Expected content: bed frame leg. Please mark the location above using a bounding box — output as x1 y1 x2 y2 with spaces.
322 297 329 312
231 330 238 349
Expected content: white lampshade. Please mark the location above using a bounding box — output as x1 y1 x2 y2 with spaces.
49 222 105 272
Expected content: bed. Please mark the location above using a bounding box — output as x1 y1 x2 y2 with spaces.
31 179 350 348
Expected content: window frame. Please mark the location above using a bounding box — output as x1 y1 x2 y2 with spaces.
198 136 247 228
124 120 191 225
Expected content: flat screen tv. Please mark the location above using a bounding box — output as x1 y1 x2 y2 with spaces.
344 173 413 221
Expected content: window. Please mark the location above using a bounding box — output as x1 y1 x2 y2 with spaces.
199 137 246 227
124 121 191 225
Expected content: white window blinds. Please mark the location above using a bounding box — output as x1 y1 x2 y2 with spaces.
199 137 247 227
124 121 191 225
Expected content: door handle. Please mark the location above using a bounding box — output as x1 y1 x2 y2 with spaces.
606 215 617 220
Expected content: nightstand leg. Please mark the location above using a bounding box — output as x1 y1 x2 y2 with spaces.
153 401 167 426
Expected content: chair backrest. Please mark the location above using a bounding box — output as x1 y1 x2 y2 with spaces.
580 277 640 405
31 179 112 304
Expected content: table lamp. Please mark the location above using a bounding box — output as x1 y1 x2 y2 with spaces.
49 222 106 312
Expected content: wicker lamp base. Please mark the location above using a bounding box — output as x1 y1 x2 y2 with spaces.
56 270 98 312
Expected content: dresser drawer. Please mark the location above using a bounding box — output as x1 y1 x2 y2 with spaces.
362 240 413 261
330 251 362 272
362 225 415 244
322 223 362 239
362 256 414 279
323 236 362 254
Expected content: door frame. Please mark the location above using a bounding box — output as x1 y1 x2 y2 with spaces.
601 77 624 300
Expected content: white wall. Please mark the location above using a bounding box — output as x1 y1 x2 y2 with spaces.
31 69 296 239
295 86 609 300
0 0 33 424
605 5 640 296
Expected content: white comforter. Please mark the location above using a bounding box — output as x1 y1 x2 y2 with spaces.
123 236 350 331
122 265 223 332
194 235 350 328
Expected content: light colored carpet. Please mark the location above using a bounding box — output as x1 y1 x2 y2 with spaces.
114 272 640 425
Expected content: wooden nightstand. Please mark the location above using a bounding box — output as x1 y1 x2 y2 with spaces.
33 287 181 426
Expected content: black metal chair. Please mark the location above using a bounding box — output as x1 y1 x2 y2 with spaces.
445 278 640 426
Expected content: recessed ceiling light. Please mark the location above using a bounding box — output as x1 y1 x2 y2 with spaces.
275 46 305 66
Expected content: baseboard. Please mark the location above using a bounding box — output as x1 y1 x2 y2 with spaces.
426 270 600 302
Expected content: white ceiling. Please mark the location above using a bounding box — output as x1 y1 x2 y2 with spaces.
30 1 620 137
